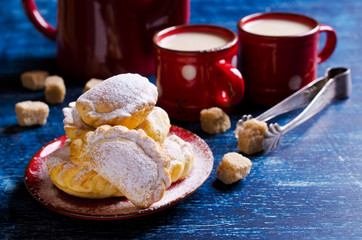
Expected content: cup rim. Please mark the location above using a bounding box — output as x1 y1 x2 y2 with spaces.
153 24 238 54
237 12 320 39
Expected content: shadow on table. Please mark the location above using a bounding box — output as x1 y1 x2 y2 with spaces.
0 57 56 86
0 57 85 91
7 181 192 239
212 178 246 193
2 124 43 135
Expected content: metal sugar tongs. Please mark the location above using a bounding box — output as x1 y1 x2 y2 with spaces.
234 67 352 153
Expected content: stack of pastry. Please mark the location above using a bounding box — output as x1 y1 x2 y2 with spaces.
47 73 194 208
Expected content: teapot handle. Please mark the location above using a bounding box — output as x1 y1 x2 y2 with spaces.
21 0 56 41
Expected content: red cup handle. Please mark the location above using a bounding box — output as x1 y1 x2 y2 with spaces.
21 0 56 41
318 24 337 63
213 59 245 107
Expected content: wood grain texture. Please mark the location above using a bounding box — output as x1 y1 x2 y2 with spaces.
1 0 361 239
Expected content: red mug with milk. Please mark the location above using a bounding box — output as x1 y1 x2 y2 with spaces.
22 0 190 81
153 24 245 121
237 12 337 105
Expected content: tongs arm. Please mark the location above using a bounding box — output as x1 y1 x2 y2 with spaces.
262 67 351 152
235 75 328 137
256 76 328 122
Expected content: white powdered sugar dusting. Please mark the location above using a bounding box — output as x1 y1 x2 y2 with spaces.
76 73 157 125
73 168 93 183
94 140 158 201
163 136 183 163
162 134 194 181
63 102 93 130
168 134 193 168
46 140 71 172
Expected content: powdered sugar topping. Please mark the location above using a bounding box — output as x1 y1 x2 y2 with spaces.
76 73 157 127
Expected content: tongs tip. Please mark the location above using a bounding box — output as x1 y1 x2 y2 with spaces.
235 67 351 154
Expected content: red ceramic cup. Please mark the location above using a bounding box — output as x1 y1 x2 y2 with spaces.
237 12 337 105
153 24 245 121
21 0 190 81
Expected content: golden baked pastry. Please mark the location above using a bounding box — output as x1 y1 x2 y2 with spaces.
47 140 123 198
70 125 171 208
63 102 95 141
76 73 158 129
136 106 171 143
162 135 194 183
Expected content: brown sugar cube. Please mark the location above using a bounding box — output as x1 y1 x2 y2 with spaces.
83 78 103 92
237 119 267 155
216 152 252 185
20 70 49 90
200 107 231 134
15 101 49 126
45 75 66 104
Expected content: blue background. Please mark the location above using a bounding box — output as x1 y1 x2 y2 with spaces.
1 0 361 239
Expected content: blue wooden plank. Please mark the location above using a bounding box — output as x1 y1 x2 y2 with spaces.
0 0 361 239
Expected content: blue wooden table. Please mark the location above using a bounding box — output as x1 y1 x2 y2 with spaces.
1 0 361 239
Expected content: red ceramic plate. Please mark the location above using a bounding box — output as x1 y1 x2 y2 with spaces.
24 126 213 220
